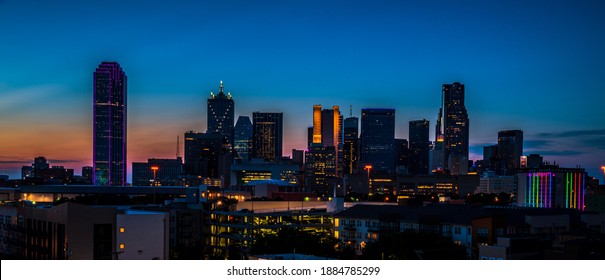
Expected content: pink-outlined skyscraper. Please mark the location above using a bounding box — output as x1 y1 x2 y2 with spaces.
93 62 127 186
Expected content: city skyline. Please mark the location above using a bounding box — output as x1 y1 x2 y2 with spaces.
1 0 604 182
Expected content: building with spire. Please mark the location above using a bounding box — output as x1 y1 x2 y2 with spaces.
93 62 127 186
207 81 235 147
435 82 469 175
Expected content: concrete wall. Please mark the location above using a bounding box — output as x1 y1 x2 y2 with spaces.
116 211 169 260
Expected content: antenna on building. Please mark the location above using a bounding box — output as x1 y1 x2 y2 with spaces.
349 105 352 117
176 135 180 159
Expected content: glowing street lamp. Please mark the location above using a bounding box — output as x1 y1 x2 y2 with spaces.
149 166 160 204
151 166 159 186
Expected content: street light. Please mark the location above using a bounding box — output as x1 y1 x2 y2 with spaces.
151 166 159 186
151 166 159 205
601 166 605 182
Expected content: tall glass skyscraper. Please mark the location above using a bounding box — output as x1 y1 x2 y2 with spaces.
234 116 253 160
252 112 283 162
436 82 469 175
207 81 234 146
93 62 127 186
360 108 395 173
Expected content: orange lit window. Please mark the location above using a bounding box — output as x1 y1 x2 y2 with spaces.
119 227 125 233
119 243 125 249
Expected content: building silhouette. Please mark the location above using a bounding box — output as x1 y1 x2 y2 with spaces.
252 112 283 162
527 154 544 169
234 116 253 160
360 108 395 173
435 82 469 175
93 62 127 186
184 131 230 185
132 158 183 186
409 119 430 175
343 115 359 175
394 139 409 174
497 130 524 175
483 144 499 172
207 81 234 146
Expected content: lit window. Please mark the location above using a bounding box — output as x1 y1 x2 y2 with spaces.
119 243 125 249
119 227 125 233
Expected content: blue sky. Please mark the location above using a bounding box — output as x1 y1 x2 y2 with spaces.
0 0 604 182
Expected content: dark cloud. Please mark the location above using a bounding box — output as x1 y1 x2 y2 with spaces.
526 150 583 156
0 160 30 164
47 159 82 164
578 137 605 150
524 140 553 148
537 129 605 138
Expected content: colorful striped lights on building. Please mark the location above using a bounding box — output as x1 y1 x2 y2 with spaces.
524 171 585 210
565 172 585 210
525 172 553 208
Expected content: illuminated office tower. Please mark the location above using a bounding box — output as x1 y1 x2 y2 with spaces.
252 112 283 162
517 167 586 210
304 145 337 195
497 130 524 175
435 82 469 175
311 105 343 176
234 116 253 160
93 62 127 186
360 108 395 173
207 81 235 146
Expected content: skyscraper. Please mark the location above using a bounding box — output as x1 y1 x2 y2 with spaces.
234 116 253 160
497 130 524 175
360 108 395 173
343 115 359 175
207 81 234 146
93 62 127 186
305 145 337 195
311 105 343 176
252 112 283 162
483 144 499 172
394 138 409 171
435 82 469 175
409 119 430 174
184 131 230 180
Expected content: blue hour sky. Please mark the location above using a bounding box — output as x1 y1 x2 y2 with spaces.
1 0 604 182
